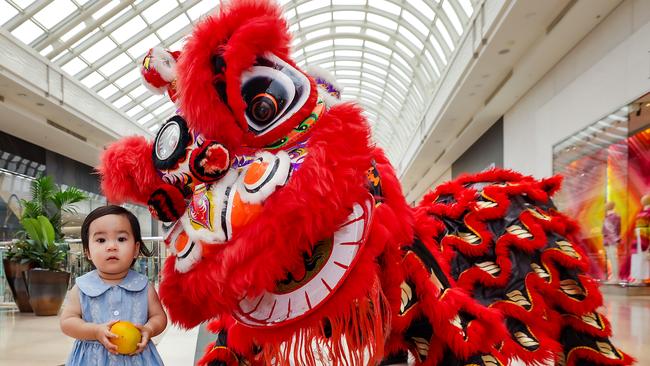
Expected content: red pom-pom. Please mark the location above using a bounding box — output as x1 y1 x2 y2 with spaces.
189 141 230 182
147 183 187 222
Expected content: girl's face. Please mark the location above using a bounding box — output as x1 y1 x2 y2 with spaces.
86 214 140 275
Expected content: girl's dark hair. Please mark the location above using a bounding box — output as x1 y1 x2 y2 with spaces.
81 205 152 259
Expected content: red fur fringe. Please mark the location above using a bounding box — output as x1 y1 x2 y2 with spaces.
98 136 163 204
566 346 634 366
238 279 390 366
198 343 239 366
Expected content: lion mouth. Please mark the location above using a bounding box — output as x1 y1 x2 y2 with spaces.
233 198 373 327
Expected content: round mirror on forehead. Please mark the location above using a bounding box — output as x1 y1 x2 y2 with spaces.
153 115 191 170
156 123 181 160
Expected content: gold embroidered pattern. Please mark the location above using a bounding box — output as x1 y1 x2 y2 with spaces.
560 279 585 297
514 331 539 349
476 261 501 276
556 240 580 259
412 337 430 359
450 314 463 329
531 263 550 281
506 225 532 239
481 355 502 366
528 208 550 221
581 312 603 329
458 232 481 244
506 290 531 309
596 341 621 359
477 200 498 209
400 281 414 314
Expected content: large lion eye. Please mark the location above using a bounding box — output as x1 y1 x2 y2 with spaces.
240 53 310 136
249 92 278 125
241 68 295 132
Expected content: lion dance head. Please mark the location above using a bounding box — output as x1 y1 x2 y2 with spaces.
99 0 410 364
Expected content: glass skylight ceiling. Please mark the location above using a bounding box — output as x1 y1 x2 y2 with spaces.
1 0 476 162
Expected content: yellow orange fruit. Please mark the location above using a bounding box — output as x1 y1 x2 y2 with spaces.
109 321 142 354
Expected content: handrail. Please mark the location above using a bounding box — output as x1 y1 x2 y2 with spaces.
0 237 164 246
63 236 164 243
1 237 168 303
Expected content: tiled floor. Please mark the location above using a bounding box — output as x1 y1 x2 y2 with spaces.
0 306 75 366
0 304 197 366
602 294 650 365
0 294 648 365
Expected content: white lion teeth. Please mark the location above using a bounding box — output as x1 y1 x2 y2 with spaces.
234 199 373 326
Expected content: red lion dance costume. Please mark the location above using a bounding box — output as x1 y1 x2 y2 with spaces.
99 1 633 365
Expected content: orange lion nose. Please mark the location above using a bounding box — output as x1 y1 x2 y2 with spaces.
174 232 190 254
243 160 269 186
230 191 264 235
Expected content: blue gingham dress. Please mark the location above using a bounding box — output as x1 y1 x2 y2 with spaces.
65 270 164 366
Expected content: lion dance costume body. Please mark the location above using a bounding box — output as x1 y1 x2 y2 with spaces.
99 1 633 365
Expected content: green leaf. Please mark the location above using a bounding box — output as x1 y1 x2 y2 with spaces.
26 177 55 219
20 200 42 219
37 215 55 246
32 176 56 205
22 218 43 244
52 188 87 211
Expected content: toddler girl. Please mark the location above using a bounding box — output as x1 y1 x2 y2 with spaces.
60 205 166 365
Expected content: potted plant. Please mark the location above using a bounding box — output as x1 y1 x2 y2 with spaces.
20 215 71 315
3 240 34 312
18 175 87 241
2 175 86 313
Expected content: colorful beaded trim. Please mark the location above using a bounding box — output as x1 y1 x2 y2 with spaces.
265 98 324 150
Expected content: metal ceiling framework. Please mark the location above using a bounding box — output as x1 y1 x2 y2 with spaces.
0 0 476 164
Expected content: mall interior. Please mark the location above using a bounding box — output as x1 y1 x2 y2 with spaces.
0 0 649 365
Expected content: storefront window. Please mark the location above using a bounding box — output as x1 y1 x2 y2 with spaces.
553 93 650 284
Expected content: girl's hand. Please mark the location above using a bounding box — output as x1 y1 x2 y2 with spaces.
131 324 153 354
95 320 119 354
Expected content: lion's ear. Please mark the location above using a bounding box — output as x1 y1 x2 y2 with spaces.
305 65 343 108
98 136 162 205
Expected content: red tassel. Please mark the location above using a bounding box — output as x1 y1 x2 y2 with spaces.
250 279 390 366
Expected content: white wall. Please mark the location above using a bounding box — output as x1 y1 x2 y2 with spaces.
408 167 452 205
429 167 452 192
504 0 650 178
